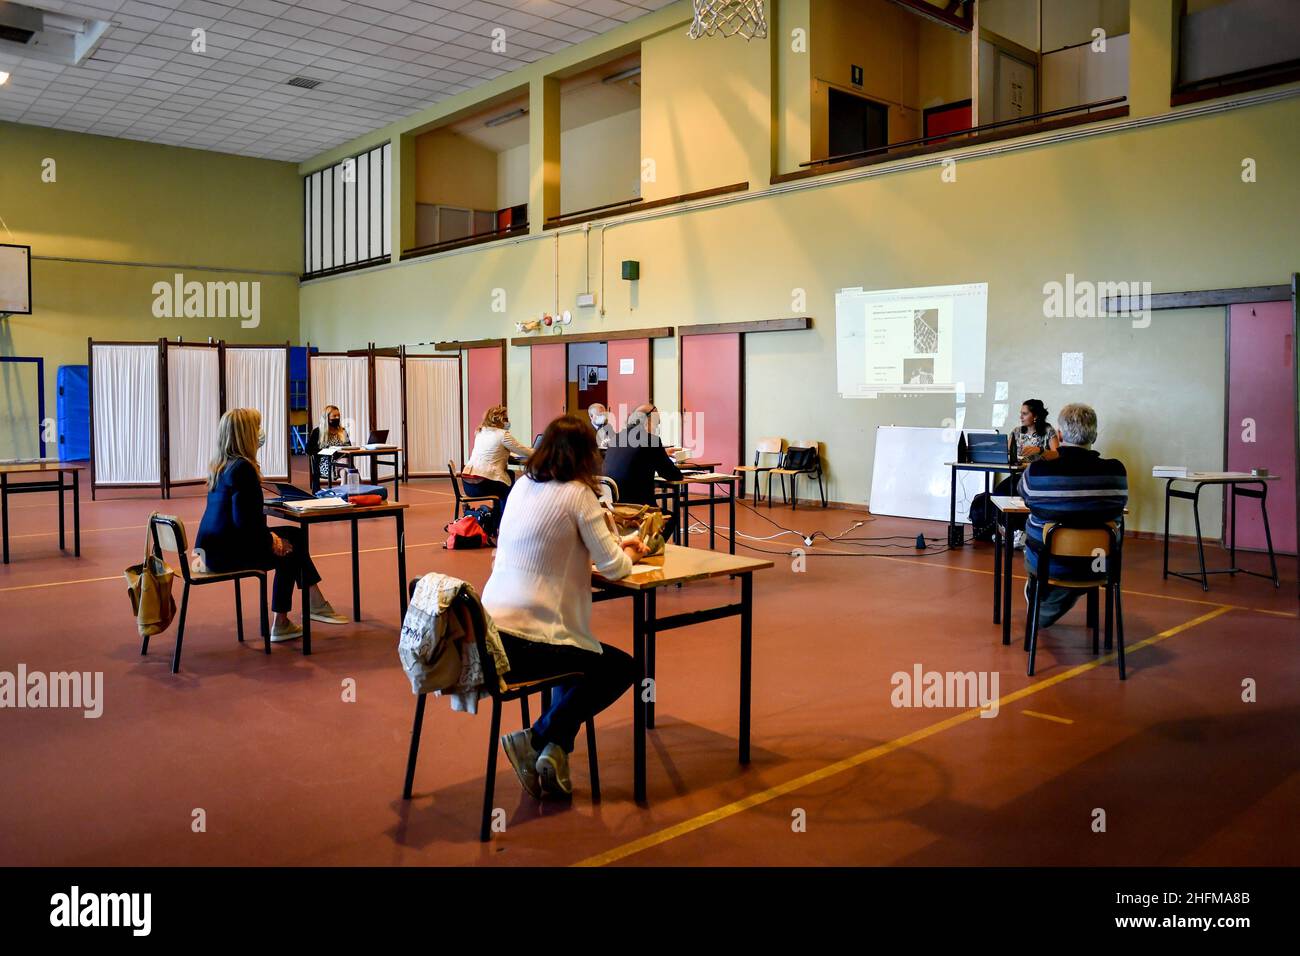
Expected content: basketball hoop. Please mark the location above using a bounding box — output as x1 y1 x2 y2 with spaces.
688 0 768 40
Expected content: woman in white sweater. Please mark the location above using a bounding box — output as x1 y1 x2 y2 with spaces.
462 404 532 527
483 414 648 799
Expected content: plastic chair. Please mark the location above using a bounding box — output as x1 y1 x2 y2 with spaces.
1024 521 1126 679
447 460 501 523
401 583 600 842
733 437 784 504
767 440 828 510
145 515 270 674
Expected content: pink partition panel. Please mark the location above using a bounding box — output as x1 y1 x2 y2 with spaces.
466 346 503 447
681 332 741 475
530 343 567 440
1227 301 1296 554
606 339 652 428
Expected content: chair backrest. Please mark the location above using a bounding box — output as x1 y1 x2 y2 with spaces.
755 436 783 455
447 461 466 501
782 441 820 471
596 475 619 508
407 578 507 697
1043 522 1120 560
150 514 192 582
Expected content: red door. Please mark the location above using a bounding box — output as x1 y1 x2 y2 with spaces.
466 345 503 450
1227 301 1296 553
606 339 651 429
680 332 742 474
530 343 567 441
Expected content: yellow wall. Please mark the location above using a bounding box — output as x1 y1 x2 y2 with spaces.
0 121 300 459
498 109 642 215
413 128 500 210
640 23 770 198
775 0 813 174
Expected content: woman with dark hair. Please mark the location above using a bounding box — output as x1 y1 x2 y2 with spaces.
1015 399 1060 462
482 414 648 799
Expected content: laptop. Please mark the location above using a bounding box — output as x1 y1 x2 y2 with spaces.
263 482 315 503
365 429 389 446
965 431 1011 466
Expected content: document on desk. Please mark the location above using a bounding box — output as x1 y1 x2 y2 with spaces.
282 497 351 512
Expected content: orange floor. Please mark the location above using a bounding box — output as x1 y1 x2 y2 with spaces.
0 464 1296 867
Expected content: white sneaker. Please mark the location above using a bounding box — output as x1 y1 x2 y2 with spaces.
270 621 302 643
1013 530 1026 551
309 600 349 625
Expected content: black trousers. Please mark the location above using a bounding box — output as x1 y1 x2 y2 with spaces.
462 476 512 526
267 526 322 613
497 634 637 753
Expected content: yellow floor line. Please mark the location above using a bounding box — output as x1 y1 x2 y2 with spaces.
5 524 142 539
571 605 1233 868
1022 710 1074 725
0 574 122 592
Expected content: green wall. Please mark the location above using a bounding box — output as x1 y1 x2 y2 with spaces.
301 95 1300 536
0 121 301 459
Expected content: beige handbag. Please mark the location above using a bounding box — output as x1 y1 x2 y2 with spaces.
124 516 177 637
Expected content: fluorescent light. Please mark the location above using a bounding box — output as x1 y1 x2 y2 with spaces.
485 107 528 128
602 66 641 84
0 71 9 86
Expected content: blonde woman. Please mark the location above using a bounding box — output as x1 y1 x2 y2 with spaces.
196 408 347 642
462 404 532 525
307 404 351 488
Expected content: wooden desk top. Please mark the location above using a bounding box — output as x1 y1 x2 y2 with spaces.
1159 471 1279 483
0 460 86 475
593 544 772 591
264 500 408 523
331 446 401 455
992 495 1129 516
680 459 721 470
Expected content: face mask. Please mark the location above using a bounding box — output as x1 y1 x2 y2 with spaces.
592 414 606 426
257 430 266 449
329 418 341 429
503 420 510 429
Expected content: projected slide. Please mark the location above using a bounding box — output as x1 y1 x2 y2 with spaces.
836 282 987 397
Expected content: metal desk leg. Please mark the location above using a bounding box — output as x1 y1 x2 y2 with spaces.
300 523 312 656
740 572 752 764
993 528 1002 624
729 481 736 555
58 471 66 551
351 518 361 621
948 465 962 547
1 474 8 564
1002 519 1014 645
72 470 81 557
392 455 400 502
1162 479 1172 579
1191 484 1209 591
681 486 690 546
632 590 647 804
646 589 657 730
709 484 716 549
1254 482 1280 587
397 510 408 617
1229 482 1238 571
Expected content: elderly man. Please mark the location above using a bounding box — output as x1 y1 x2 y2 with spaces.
1018 402 1128 628
587 402 615 451
602 402 683 537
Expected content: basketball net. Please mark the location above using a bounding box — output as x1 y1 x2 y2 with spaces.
688 0 768 40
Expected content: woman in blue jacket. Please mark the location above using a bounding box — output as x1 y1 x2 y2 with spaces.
196 408 346 642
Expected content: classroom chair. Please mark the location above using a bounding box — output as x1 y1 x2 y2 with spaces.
597 476 619 508
144 514 270 674
401 582 600 842
447 460 501 524
1024 521 1126 680
733 437 784 504
767 440 828 510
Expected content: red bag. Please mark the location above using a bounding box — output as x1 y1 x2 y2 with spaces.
445 514 492 549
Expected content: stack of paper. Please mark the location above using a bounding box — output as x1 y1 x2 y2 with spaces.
1152 465 1189 478
282 497 351 512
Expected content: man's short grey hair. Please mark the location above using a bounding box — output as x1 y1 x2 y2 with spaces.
1057 403 1098 446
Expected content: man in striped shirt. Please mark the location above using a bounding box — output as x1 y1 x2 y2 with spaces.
1017 403 1128 628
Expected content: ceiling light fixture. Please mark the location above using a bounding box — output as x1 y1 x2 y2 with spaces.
485 107 527 128
601 66 641 84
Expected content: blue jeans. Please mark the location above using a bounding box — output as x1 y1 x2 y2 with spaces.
1025 575 1086 629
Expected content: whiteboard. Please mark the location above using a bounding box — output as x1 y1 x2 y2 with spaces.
0 244 32 314
869 425 999 523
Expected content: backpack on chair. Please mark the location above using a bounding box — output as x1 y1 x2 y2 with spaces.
968 492 997 543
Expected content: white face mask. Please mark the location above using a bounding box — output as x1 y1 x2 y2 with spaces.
591 414 606 426
257 430 266 449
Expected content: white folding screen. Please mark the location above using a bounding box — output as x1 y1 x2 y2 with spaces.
92 344 161 485
167 345 222 484
374 355 404 474
310 354 371 478
406 356 461 477
225 347 289 481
